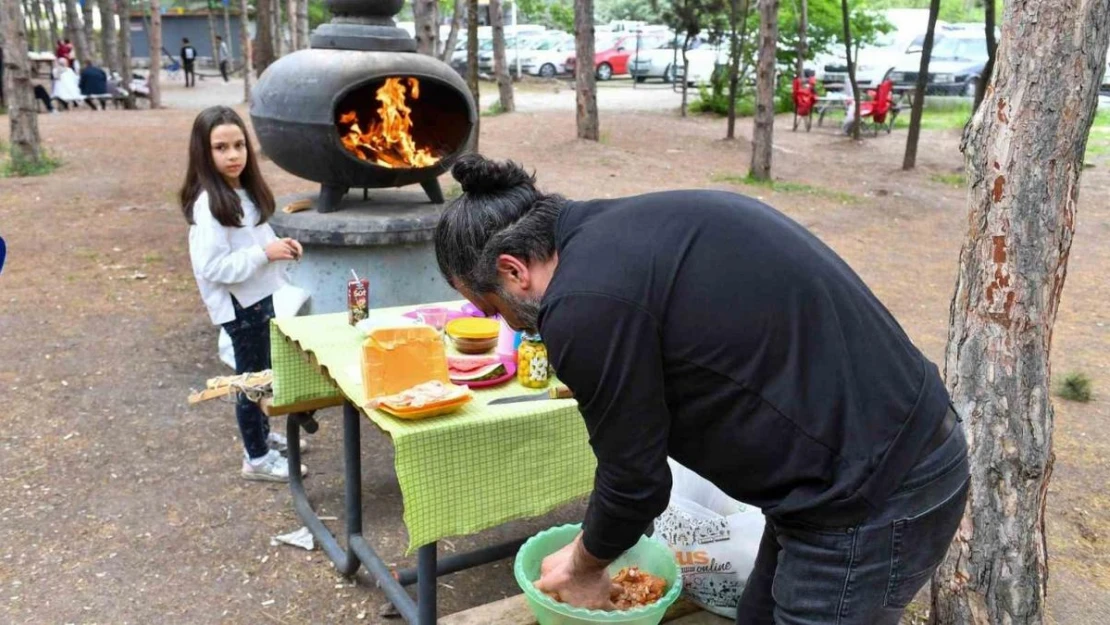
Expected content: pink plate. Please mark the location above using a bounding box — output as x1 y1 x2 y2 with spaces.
451 355 517 389
403 307 482 323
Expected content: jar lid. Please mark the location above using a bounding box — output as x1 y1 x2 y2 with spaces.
445 317 500 340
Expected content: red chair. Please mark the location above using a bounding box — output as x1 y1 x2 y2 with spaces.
856 79 899 135
792 76 817 132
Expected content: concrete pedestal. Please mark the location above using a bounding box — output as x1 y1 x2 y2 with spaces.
269 190 457 314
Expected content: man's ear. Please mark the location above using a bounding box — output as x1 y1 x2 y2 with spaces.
496 254 530 288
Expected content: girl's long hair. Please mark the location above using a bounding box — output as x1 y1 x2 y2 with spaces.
180 106 275 227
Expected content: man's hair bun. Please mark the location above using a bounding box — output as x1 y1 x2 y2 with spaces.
451 153 536 195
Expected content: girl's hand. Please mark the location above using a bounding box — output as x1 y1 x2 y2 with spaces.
264 240 297 262
283 238 303 260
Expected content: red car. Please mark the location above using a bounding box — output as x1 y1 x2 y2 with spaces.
566 33 667 81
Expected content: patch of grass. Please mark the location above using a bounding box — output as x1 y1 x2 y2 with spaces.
893 99 974 131
143 253 164 264
1 151 61 177
1056 372 1093 403
711 172 856 203
482 100 507 117
930 172 966 187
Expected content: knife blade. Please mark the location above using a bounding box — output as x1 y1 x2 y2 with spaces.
487 385 574 405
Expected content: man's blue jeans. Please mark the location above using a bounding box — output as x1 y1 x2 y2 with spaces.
737 423 970 625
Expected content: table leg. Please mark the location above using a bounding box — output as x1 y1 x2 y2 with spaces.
417 543 438 624
286 410 359 576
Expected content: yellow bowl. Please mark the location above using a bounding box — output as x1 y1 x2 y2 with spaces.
446 317 500 340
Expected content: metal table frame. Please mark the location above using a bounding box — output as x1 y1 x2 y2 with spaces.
284 402 529 624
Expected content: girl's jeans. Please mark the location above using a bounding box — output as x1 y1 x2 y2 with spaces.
221 295 274 460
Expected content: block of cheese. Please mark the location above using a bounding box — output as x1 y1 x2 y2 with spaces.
361 325 450 401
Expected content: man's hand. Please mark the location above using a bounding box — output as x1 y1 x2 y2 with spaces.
533 533 619 610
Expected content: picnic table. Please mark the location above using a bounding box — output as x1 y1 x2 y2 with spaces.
267 303 596 623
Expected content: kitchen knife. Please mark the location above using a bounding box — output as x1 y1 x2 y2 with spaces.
487 385 574 405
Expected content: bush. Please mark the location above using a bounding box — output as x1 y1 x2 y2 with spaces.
1056 372 1093 403
690 68 792 117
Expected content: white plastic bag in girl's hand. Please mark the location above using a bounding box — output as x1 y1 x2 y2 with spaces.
653 458 765 619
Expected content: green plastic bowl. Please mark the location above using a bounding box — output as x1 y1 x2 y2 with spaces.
514 524 682 625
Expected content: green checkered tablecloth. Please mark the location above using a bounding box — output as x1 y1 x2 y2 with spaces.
270 304 596 553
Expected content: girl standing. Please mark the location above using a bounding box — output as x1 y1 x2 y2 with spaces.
181 106 306 482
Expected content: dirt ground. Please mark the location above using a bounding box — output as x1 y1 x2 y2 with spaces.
1 81 1108 624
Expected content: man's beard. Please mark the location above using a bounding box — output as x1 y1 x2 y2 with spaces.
498 288 542 334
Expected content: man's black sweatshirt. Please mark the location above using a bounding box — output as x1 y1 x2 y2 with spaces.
537 190 950 560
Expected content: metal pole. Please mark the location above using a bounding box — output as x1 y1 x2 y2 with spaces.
633 31 641 89
417 544 438 624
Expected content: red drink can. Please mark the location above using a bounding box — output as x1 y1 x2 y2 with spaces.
347 278 369 325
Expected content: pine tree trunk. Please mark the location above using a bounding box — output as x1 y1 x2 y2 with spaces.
726 0 753 140
838 0 859 141
489 0 514 112
286 0 297 50
148 0 161 107
63 0 91 66
117 0 134 107
931 1 1110 620
82 0 97 61
271 0 283 58
414 0 438 56
98 0 120 75
679 34 690 118
466 0 479 150
749 0 778 180
440 0 463 62
902 0 940 170
254 0 274 73
2 0 44 166
239 0 252 100
574 0 598 140
206 1 219 68
296 0 307 50
44 0 61 45
28 0 43 51
973 0 996 110
794 0 806 79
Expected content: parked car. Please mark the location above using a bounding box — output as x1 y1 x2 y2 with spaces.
888 29 989 97
565 32 669 80
518 34 576 78
629 35 710 83
451 36 492 76
816 9 941 90
477 34 552 76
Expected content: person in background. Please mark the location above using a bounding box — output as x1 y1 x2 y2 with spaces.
78 60 109 110
51 58 83 111
180 106 307 482
34 85 56 113
216 35 231 83
181 38 198 88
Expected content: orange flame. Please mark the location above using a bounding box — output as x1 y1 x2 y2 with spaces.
338 77 440 169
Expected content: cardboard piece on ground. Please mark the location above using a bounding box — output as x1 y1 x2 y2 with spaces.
439 595 704 625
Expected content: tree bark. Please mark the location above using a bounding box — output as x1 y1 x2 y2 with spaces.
43 0 60 46
63 0 91 66
98 0 120 75
838 0 859 141
286 0 298 50
414 0 438 56
902 0 940 170
117 0 134 107
82 0 97 60
27 0 42 51
239 0 252 101
206 0 220 67
148 0 161 107
930 2 1110 624
973 0 996 111
254 0 274 73
574 0 599 140
440 0 463 62
680 32 691 118
489 0 514 112
223 0 233 51
466 0 479 150
749 0 778 180
296 0 308 50
271 0 283 58
726 0 753 140
2 0 44 166
794 0 806 79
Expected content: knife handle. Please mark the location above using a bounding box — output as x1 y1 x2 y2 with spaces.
548 385 573 399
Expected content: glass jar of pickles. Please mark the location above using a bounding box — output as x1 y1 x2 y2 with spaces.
517 333 550 389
